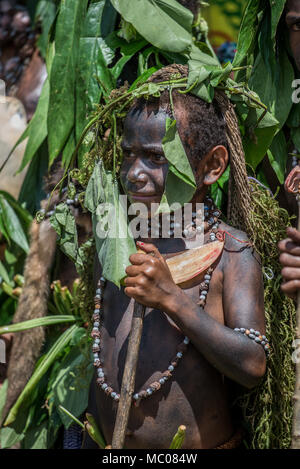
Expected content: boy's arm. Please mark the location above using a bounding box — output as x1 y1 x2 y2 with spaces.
124 238 266 389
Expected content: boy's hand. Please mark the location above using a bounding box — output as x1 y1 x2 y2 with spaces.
124 242 181 311
278 227 300 300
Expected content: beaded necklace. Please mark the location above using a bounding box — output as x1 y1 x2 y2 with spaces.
91 197 221 405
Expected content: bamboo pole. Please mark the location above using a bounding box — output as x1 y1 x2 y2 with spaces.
111 301 145 449
292 196 300 449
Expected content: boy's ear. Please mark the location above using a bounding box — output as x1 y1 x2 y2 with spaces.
202 145 229 186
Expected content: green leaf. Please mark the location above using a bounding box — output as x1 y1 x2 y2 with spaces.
76 1 116 141
47 0 88 165
110 0 193 53
129 67 160 91
0 426 24 449
269 0 286 41
0 260 10 285
85 412 106 449
291 127 300 152
0 315 77 335
287 103 300 129
162 119 196 187
35 0 57 58
53 344 94 429
50 204 79 263
18 140 48 215
62 127 76 168
243 108 279 170
0 298 16 327
0 195 29 252
18 78 49 173
4 325 79 426
0 191 32 227
23 421 48 449
267 130 286 184
101 0 118 37
84 162 106 213
233 0 261 68
158 118 196 211
249 49 294 129
86 162 136 287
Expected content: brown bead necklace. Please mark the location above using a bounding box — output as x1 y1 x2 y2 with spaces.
91 198 222 405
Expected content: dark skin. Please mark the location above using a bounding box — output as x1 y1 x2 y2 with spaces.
286 0 300 71
279 1 300 295
87 101 266 449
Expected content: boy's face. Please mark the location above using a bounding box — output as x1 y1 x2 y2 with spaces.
286 0 300 71
120 101 228 213
120 103 170 211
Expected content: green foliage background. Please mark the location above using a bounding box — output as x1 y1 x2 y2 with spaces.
0 0 297 449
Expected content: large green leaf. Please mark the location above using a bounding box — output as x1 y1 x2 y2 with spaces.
0 191 32 228
269 0 286 41
35 0 57 58
233 0 261 68
23 421 48 449
47 0 88 165
4 325 79 426
243 107 279 170
85 161 136 287
110 0 193 53
159 118 196 211
18 140 48 215
53 341 94 429
287 103 300 129
0 195 29 252
0 426 24 449
249 49 294 129
76 0 116 142
50 204 78 262
18 79 49 173
162 118 196 187
291 127 300 152
267 130 287 184
0 315 77 335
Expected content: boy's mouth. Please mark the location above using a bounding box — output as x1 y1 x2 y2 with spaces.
128 192 161 202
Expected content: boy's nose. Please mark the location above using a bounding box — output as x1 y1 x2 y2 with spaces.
127 158 148 186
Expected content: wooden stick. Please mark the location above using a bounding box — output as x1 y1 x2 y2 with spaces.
292 196 300 448
111 301 145 449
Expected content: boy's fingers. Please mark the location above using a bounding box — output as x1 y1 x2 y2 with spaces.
286 227 300 244
129 253 150 265
124 276 138 287
278 239 300 255
281 279 300 298
281 266 300 279
125 265 140 277
280 253 300 268
136 242 162 259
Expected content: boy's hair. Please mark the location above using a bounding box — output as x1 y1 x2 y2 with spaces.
129 64 228 164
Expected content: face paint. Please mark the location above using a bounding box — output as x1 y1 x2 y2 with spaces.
120 104 169 212
286 0 300 71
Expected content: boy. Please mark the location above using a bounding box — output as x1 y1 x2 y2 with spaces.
85 65 266 449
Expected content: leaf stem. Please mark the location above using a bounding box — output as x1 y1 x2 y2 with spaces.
58 405 85 429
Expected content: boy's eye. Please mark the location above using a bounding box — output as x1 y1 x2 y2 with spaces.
290 21 300 31
151 154 167 164
123 150 134 159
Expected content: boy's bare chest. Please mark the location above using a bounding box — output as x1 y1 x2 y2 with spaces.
99 271 224 393
94 272 232 449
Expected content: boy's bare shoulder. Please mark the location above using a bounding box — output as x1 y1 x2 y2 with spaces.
220 221 250 248
219 221 260 266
